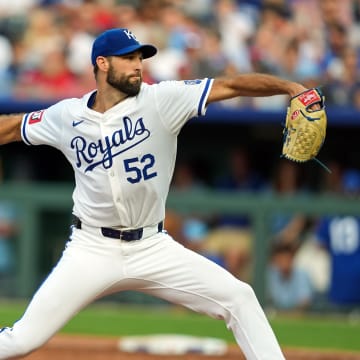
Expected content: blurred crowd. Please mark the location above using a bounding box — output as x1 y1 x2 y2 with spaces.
166 151 360 312
0 0 360 311
0 0 360 109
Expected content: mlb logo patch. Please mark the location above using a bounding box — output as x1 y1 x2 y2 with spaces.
184 79 202 85
28 110 44 124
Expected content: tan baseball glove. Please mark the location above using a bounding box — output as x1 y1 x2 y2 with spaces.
282 88 327 163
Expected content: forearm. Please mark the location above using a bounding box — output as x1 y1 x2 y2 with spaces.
231 73 306 97
208 73 307 103
0 114 24 145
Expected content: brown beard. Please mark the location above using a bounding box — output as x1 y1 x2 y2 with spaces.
106 63 142 96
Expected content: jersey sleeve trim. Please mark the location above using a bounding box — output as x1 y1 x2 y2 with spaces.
21 113 33 146
197 78 213 116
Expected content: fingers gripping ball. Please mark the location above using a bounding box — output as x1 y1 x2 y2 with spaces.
282 88 327 162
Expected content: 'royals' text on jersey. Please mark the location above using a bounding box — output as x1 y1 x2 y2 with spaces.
21 79 213 228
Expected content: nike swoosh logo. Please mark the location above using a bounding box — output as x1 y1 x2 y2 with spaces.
72 120 84 127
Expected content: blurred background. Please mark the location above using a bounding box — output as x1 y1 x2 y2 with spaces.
0 0 360 318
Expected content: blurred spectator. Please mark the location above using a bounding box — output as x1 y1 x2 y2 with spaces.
165 209 227 270
290 1 325 87
182 217 212 254
200 224 252 281
251 1 295 108
61 15 96 77
168 161 229 271
266 160 308 246
179 0 213 24
0 202 17 280
203 146 266 281
169 158 252 279
164 208 185 245
267 242 314 311
319 159 344 194
0 35 13 74
323 46 360 107
169 160 211 248
314 168 360 306
350 0 360 48
320 21 350 81
176 30 204 80
14 45 79 100
279 38 322 85
213 0 256 73
159 3 201 54
0 35 14 97
146 3 197 81
318 0 352 28
215 146 265 197
171 159 209 193
251 1 295 75
112 1 140 29
266 160 330 300
0 0 358 108
0 0 38 16
20 7 65 67
195 27 237 80
0 159 18 295
214 145 265 227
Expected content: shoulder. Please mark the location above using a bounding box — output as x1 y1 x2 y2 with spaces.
136 81 179 101
139 79 212 105
139 80 176 92
62 91 93 107
45 91 94 115
141 79 210 91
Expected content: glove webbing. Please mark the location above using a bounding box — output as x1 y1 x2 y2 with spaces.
281 122 331 173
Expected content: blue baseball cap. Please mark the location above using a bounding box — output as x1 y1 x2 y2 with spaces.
91 28 157 65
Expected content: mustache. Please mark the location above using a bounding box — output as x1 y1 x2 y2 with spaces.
129 70 141 77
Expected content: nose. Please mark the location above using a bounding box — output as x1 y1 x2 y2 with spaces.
134 54 143 70
135 61 142 72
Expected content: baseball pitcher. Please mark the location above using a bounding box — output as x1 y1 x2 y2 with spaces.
0 28 324 359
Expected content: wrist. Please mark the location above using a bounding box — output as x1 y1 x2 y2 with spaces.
287 83 307 98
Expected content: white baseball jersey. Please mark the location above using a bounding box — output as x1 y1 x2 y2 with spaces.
21 78 213 228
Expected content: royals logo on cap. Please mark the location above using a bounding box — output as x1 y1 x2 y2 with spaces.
91 28 157 65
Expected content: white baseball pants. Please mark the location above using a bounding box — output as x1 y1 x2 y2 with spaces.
0 225 285 359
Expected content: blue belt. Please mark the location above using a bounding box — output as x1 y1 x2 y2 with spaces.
72 216 163 241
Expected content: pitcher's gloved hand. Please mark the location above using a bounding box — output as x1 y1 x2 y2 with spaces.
282 88 327 163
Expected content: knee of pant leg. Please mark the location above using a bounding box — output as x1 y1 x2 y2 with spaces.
223 282 263 329
215 281 257 320
237 282 257 303
224 280 257 305
224 281 259 317
235 282 264 315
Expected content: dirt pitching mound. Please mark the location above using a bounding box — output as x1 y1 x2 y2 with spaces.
24 334 360 360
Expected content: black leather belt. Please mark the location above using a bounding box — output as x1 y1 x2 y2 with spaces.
72 215 163 241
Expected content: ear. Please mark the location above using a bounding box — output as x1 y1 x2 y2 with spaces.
96 56 109 72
